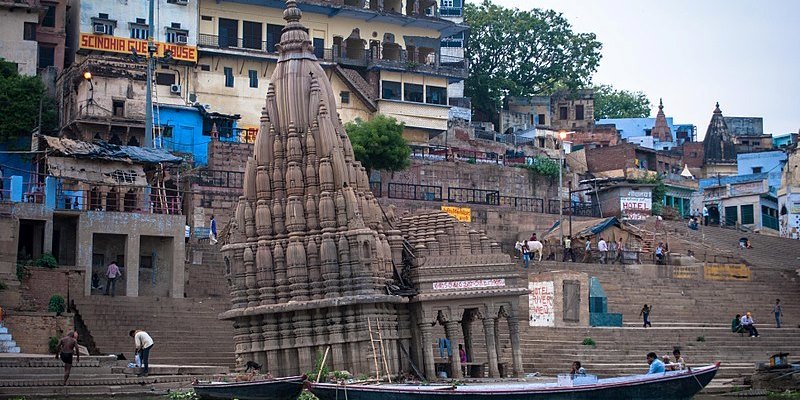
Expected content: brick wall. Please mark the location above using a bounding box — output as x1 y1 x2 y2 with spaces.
4 312 73 353
585 143 636 173
378 159 559 201
18 267 84 312
207 141 254 172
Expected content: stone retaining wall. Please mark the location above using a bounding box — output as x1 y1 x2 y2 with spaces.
3 311 73 354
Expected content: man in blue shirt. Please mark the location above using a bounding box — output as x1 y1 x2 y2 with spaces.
647 352 665 374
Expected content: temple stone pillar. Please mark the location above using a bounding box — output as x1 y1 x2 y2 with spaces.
507 315 524 377
444 320 463 379
418 322 435 380
461 315 474 363
482 317 500 378
493 317 502 375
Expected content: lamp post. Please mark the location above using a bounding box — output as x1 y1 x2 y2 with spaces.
558 131 573 243
83 71 94 105
144 0 156 148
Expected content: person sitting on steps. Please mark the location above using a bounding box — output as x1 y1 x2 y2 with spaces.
741 312 760 337
731 314 745 335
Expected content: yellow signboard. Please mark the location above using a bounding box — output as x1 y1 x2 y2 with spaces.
441 206 471 222
79 33 198 63
703 263 751 281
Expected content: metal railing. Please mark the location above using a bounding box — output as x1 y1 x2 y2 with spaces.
566 202 601 218
387 183 442 201
196 169 245 188
439 6 463 16
197 34 467 77
499 196 544 213
55 187 181 215
762 213 779 230
447 187 500 205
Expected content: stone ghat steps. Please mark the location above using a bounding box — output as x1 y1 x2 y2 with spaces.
73 296 236 367
660 221 800 270
0 380 187 397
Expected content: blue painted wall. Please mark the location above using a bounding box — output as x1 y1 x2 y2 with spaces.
737 150 786 189
597 117 675 140
157 105 210 166
0 136 35 188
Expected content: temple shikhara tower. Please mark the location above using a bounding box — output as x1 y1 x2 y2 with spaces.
221 0 526 379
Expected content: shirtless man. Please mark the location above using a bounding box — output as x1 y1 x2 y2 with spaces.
55 331 79 385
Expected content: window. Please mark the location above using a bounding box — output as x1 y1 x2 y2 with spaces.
155 72 176 86
130 20 149 39
752 166 762 174
441 0 453 6
313 37 324 59
242 21 262 50
199 64 211 71
112 100 125 117
559 106 568 120
404 83 423 103
381 81 401 100
537 113 546 125
201 15 213 21
425 85 447 105
224 67 234 87
248 70 258 88
741 204 754 225
167 0 188 4
23 22 36 41
340 91 350 104
266 24 284 53
575 104 584 120
159 125 173 138
166 25 188 44
218 18 238 48
92 14 116 35
42 6 56 28
37 46 55 69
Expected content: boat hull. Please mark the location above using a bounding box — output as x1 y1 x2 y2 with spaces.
193 375 306 400
310 364 718 400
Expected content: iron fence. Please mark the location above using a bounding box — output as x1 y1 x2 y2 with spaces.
499 196 544 213
197 169 245 188
447 187 500 205
387 183 442 201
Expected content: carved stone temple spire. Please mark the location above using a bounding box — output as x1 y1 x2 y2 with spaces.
220 0 405 377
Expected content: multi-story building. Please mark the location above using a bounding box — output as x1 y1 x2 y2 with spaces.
0 0 42 75
60 0 200 146
598 100 696 151
193 0 468 144
434 0 465 101
549 89 594 132
724 116 773 153
36 0 67 73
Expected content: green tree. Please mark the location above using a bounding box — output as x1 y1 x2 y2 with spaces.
0 59 58 142
593 84 651 120
464 0 602 125
345 115 410 175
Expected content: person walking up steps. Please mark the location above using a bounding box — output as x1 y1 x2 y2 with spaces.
209 215 218 245
640 304 652 327
56 331 79 385
773 299 783 328
105 261 121 297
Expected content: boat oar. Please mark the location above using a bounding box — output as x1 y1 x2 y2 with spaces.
317 346 331 383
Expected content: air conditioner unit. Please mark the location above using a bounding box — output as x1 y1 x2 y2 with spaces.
93 24 108 34
176 35 188 45
170 84 182 95
188 93 197 103
175 0 189 4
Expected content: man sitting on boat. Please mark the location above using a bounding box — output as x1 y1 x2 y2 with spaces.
647 352 666 374
665 349 686 371
570 361 586 378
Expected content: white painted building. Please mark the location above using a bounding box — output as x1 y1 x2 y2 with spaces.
0 0 41 75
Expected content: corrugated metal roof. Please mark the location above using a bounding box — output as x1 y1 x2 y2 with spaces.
38 135 183 164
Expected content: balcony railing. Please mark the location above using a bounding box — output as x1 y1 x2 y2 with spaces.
55 187 181 215
439 6 463 16
197 34 467 78
388 183 442 201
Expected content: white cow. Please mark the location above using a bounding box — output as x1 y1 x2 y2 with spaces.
515 240 544 262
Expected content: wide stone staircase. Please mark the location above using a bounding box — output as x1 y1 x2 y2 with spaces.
0 355 226 397
72 296 236 368
515 223 800 385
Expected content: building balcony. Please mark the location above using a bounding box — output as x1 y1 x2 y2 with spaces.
377 99 449 131
438 6 462 17
198 34 467 78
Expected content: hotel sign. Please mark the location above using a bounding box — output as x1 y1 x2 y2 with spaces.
620 190 652 221
79 33 197 63
529 281 555 327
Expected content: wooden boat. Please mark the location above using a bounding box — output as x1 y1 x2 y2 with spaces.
193 374 306 400
309 363 719 400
